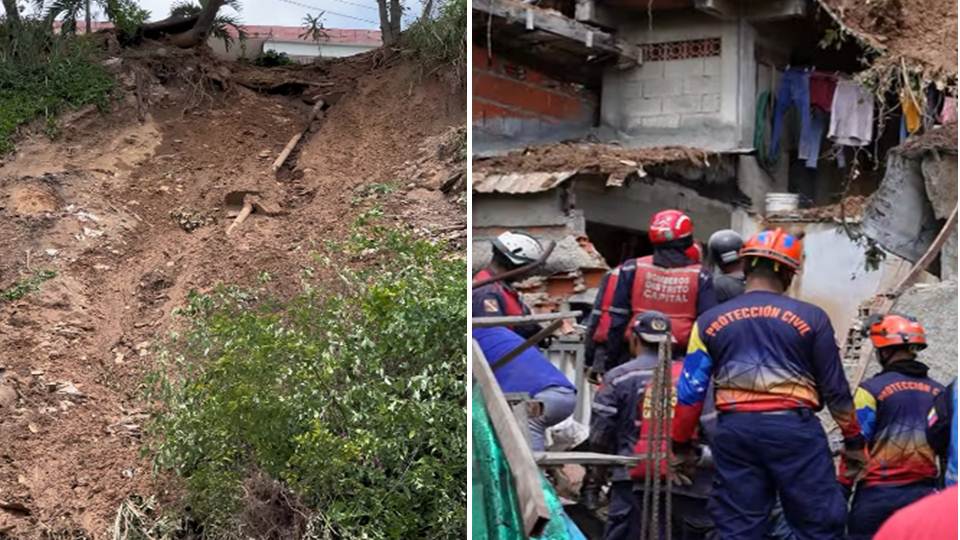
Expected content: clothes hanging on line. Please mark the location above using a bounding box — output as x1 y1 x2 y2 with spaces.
809 71 837 112
900 88 922 135
798 108 828 170
924 85 944 129
828 80 874 146
769 67 812 158
941 97 957 124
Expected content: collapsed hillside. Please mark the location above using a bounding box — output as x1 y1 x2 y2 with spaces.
0 45 465 537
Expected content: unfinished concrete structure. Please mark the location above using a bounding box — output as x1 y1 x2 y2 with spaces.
472 0 958 339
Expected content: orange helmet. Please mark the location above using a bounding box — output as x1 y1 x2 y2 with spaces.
649 210 693 245
868 314 927 350
740 228 803 272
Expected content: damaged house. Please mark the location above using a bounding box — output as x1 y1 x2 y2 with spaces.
471 0 958 353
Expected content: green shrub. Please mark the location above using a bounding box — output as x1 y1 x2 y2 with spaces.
253 50 293 67
1 269 57 302
0 18 114 153
405 0 467 72
147 224 466 538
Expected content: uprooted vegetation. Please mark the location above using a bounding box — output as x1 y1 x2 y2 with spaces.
145 225 466 538
0 4 466 537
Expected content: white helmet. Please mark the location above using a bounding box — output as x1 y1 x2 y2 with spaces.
492 231 544 266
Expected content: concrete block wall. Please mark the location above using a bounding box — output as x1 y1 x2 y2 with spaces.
601 11 751 151
473 45 599 152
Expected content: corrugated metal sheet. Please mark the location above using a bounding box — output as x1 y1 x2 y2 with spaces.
472 171 578 194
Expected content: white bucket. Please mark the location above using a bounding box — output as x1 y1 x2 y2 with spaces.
765 192 800 214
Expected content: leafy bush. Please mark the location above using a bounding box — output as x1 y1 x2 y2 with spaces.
147 224 466 538
253 50 293 67
0 18 114 153
405 0 467 72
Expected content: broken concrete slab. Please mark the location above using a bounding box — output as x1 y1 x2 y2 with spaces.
861 153 939 262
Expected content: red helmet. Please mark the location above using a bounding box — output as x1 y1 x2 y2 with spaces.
741 228 803 272
685 242 703 263
649 210 693 245
868 314 927 350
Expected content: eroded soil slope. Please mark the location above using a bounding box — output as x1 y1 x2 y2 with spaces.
0 48 464 537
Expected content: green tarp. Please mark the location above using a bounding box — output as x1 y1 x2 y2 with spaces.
472 386 586 540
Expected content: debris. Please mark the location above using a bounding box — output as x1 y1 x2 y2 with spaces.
0 384 16 409
0 501 30 515
45 249 59 257
28 423 39 433
258 149 272 159
170 208 214 232
56 382 84 398
226 194 256 236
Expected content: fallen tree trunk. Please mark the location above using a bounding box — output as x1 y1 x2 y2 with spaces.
168 0 226 48
138 14 201 39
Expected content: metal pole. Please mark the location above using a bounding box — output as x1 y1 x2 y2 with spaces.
663 340 673 540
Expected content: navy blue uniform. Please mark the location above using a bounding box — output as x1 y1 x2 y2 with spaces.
846 361 943 540
674 291 863 540
472 268 541 339
590 353 659 540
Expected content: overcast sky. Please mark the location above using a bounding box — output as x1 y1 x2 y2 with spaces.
112 0 391 29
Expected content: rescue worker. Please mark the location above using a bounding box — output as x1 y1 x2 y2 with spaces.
590 311 675 540
707 229 745 303
473 326 577 452
927 377 957 487
671 228 867 540
843 314 944 540
584 266 626 378
601 210 718 369
473 231 544 339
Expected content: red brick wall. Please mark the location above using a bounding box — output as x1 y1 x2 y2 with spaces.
472 45 598 128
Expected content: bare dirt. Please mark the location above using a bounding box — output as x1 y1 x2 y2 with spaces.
819 0 958 76
0 46 464 538
473 141 713 175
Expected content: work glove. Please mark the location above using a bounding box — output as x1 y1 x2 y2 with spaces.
669 441 698 487
840 438 868 484
586 347 608 385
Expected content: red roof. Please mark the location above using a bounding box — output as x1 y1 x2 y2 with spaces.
58 21 381 46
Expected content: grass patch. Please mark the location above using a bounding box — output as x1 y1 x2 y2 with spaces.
146 223 466 538
1 269 57 302
0 18 114 154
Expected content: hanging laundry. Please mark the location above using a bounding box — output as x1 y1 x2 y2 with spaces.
941 97 957 124
770 67 812 157
828 80 874 146
900 88 922 135
798 108 828 169
810 71 837 112
924 85 943 128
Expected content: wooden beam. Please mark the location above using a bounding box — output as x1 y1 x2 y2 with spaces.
849 205 958 388
574 0 618 30
471 311 583 327
534 451 649 466
474 0 642 64
491 319 565 371
473 341 551 537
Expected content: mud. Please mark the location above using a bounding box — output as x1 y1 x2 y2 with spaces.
819 0 958 75
0 47 464 537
